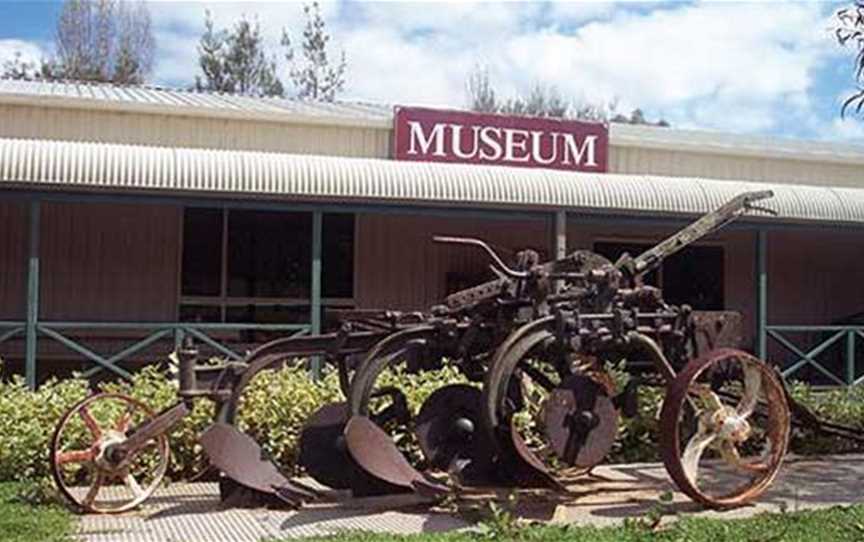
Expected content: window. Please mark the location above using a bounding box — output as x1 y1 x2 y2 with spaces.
593 241 724 310
180 209 355 323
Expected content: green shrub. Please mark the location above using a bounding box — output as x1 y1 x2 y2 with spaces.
0 374 89 481
0 362 470 484
0 359 862 486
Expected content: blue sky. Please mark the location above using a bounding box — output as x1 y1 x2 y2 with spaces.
1 1 863 142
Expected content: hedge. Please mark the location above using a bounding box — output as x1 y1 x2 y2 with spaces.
0 360 861 486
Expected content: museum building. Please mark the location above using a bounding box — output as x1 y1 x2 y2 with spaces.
0 79 862 388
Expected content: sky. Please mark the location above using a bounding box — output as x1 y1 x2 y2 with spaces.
1 1 863 143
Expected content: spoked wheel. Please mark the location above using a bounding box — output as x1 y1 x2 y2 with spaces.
482 326 619 488
51 393 170 513
660 348 791 508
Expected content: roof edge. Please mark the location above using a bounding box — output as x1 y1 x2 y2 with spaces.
0 92 393 131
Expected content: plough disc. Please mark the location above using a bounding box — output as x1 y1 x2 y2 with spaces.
543 373 619 470
415 384 497 485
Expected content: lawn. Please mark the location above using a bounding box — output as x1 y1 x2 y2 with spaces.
301 502 864 542
0 483 75 542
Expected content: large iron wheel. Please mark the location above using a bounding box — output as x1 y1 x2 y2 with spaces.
660 348 790 508
50 393 170 514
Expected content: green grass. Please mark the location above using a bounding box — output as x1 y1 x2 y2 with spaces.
0 483 75 542
298 503 864 542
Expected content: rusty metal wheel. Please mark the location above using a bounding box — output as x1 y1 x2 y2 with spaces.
50 393 170 514
660 348 790 508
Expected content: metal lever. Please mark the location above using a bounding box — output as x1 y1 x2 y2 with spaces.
433 236 528 279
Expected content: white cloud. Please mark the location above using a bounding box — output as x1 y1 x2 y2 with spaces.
0 39 46 68
147 1 845 137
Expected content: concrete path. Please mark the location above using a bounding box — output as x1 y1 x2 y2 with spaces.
77 454 864 542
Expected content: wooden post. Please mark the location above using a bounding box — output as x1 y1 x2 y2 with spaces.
25 200 40 389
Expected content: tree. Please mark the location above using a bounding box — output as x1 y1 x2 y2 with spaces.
499 83 569 118
1 0 153 84
836 1 864 117
1 52 40 81
465 64 669 126
194 12 284 97
53 0 154 84
467 66 498 113
282 2 347 101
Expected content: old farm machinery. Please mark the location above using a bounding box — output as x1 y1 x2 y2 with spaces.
51 189 857 514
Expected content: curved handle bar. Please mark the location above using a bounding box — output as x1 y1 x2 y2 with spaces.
432 236 529 279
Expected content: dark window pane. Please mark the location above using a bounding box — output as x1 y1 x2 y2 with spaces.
227 210 311 298
662 246 724 310
182 208 222 296
179 304 222 323
592 241 724 310
322 213 354 298
225 304 310 325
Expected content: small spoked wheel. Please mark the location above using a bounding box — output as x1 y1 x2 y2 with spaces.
660 348 790 508
50 393 170 513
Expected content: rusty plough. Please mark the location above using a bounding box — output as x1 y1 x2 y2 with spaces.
50 190 864 514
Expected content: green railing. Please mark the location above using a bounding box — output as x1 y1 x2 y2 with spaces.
767 325 864 387
0 321 309 380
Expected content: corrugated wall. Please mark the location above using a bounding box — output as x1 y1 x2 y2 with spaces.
766 229 864 326
0 201 26 320
355 213 551 310
39 202 181 321
608 146 864 188
0 104 391 158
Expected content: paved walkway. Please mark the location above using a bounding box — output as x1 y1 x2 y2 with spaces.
77 454 864 541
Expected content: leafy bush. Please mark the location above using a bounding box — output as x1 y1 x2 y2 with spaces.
0 358 862 487
0 361 469 484
787 381 864 455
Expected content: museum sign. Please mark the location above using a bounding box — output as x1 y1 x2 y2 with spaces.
393 106 608 172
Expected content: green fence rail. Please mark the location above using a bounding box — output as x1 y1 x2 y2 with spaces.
0 321 310 381
767 325 864 387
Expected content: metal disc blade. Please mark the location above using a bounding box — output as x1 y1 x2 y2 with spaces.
543 374 618 469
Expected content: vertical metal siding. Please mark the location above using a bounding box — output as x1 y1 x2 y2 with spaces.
355 213 550 310
0 104 391 159
39 202 182 321
0 201 27 319
608 145 864 188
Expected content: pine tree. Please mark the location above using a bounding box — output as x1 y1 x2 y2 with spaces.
282 2 346 101
194 11 284 97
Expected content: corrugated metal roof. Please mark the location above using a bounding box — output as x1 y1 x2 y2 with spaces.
3 80 864 165
1 137 863 226
0 79 392 127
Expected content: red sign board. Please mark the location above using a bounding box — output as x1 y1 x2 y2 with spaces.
393 106 608 172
